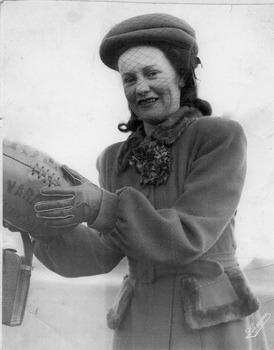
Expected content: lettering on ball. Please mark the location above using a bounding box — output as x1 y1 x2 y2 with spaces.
7 180 42 205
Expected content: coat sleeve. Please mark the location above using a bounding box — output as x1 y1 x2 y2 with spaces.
91 118 247 265
32 158 125 278
33 225 124 277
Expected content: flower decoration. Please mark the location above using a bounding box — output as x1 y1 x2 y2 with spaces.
129 139 172 187
117 106 202 187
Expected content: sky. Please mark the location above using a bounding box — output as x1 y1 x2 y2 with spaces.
1 1 274 262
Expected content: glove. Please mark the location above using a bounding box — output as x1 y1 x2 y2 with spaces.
61 164 90 185
34 165 103 228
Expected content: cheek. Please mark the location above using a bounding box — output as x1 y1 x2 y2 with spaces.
169 83 181 101
123 86 135 103
152 79 178 99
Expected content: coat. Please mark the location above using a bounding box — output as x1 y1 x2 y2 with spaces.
33 113 269 350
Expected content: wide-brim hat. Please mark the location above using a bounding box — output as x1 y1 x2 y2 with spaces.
100 13 199 71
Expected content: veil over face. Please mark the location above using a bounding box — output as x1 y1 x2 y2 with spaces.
118 46 185 126
100 13 213 134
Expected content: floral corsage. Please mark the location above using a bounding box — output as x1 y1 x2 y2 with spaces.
129 139 172 187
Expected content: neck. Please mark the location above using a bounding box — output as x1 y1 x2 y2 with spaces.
143 122 156 137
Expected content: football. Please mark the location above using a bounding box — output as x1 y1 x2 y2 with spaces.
3 140 75 236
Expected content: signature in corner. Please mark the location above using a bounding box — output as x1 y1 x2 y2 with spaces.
245 312 271 339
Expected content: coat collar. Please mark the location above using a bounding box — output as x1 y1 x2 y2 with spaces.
117 106 202 173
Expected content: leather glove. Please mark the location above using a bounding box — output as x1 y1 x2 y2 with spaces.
61 164 90 185
34 165 103 228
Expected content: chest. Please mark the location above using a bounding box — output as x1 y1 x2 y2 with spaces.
106 138 196 210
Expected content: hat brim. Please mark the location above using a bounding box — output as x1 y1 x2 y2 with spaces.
100 27 199 71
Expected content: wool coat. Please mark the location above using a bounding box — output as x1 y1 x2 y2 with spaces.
33 114 268 350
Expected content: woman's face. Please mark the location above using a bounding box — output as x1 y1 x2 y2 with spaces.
118 46 184 125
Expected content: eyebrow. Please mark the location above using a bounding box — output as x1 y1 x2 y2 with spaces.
121 64 158 77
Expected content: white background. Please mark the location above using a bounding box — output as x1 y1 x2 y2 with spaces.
1 1 274 266
1 1 274 349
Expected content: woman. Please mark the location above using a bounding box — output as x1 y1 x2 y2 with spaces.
32 13 268 350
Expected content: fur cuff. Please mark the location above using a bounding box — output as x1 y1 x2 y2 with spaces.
181 267 260 330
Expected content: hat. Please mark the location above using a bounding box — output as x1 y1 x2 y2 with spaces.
99 13 199 71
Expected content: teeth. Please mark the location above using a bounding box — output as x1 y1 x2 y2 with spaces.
139 98 157 105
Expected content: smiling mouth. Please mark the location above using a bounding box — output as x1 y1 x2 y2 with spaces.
138 97 158 106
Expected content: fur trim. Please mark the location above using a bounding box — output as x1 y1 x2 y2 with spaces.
117 106 202 173
150 106 201 145
181 268 260 330
107 276 135 329
225 267 261 317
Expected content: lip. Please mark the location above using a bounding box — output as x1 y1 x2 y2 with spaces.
137 97 159 106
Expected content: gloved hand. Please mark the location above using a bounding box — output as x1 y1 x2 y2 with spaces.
62 164 90 185
34 165 103 228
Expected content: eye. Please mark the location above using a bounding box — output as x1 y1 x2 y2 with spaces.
146 70 158 78
122 75 136 85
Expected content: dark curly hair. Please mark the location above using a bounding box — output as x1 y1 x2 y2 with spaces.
118 42 212 133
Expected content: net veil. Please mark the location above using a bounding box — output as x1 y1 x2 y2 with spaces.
99 13 212 132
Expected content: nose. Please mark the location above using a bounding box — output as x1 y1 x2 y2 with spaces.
136 77 150 95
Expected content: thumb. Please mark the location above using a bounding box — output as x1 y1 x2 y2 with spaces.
62 165 90 185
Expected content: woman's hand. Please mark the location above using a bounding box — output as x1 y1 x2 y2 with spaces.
34 183 102 228
34 165 103 228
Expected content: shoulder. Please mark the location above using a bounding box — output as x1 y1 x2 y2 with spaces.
99 141 124 160
96 141 124 172
187 116 247 146
193 116 245 136
176 116 247 162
